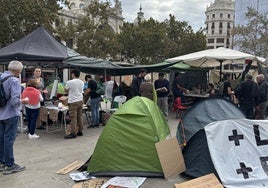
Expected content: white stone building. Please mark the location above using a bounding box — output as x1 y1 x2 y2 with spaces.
58 0 124 34
205 0 235 49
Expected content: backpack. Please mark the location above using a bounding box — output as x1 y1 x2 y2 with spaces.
96 81 105 95
0 74 13 107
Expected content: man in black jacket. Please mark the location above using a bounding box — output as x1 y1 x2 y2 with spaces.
235 74 259 119
131 69 147 97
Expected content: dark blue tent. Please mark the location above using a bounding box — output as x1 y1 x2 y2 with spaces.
177 98 245 178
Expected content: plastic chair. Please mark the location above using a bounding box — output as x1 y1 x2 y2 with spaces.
173 97 188 119
109 95 127 112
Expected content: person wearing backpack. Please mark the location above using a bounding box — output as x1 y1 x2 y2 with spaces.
87 75 102 128
0 60 28 175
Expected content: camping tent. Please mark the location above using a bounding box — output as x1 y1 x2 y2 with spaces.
205 119 268 188
86 96 170 177
177 98 245 178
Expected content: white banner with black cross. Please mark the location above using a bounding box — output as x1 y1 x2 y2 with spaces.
205 119 268 188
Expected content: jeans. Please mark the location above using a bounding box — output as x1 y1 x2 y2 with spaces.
25 107 39 135
90 97 101 125
0 116 19 167
157 97 168 116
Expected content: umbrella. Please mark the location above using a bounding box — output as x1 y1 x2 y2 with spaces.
165 47 266 80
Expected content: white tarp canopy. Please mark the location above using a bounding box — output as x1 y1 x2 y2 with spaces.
205 119 268 188
165 47 266 67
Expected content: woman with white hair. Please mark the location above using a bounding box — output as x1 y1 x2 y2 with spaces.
139 74 157 102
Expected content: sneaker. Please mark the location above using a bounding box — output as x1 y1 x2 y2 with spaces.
77 131 83 136
64 133 76 139
36 126 46 130
3 163 25 175
0 163 6 172
28 134 39 139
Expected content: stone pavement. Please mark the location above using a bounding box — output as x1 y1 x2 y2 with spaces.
0 111 191 188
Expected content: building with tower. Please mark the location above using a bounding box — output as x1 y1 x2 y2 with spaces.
58 0 124 34
205 0 235 49
134 4 146 26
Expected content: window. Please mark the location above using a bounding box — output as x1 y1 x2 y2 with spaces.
70 3 75 9
228 14 230 18
212 14 215 18
79 3 84 9
216 38 224 43
219 22 223 28
212 30 214 34
219 30 222 34
211 23 215 29
220 13 223 18
208 39 214 43
227 22 231 28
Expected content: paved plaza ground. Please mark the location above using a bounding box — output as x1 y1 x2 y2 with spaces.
0 111 191 188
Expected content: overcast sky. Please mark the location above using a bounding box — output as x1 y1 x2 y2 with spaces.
120 0 214 31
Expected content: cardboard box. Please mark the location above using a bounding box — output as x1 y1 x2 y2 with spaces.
39 106 48 122
59 96 68 106
174 173 223 188
72 178 107 188
155 137 186 179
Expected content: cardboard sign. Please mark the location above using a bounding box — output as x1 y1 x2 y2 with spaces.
56 161 84 175
155 137 186 179
72 179 107 188
174 173 223 188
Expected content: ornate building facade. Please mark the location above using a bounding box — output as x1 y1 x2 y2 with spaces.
205 0 235 49
58 0 124 34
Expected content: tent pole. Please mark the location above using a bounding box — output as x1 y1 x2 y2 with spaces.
219 60 223 82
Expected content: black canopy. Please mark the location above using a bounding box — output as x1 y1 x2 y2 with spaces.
0 27 67 64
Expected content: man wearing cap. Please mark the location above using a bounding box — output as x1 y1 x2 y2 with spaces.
154 72 170 116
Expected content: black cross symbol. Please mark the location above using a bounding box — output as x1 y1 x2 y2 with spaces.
228 129 244 146
236 162 253 179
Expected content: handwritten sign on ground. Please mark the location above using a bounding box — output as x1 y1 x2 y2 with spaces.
72 178 107 188
174 173 223 188
56 161 84 175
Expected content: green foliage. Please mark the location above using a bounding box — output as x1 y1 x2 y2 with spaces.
0 0 207 65
118 14 206 64
0 0 65 48
233 7 268 58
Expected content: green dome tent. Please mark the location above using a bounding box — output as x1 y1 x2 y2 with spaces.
87 96 170 177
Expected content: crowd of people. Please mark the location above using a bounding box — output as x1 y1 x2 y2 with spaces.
219 72 268 120
1 59 268 176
